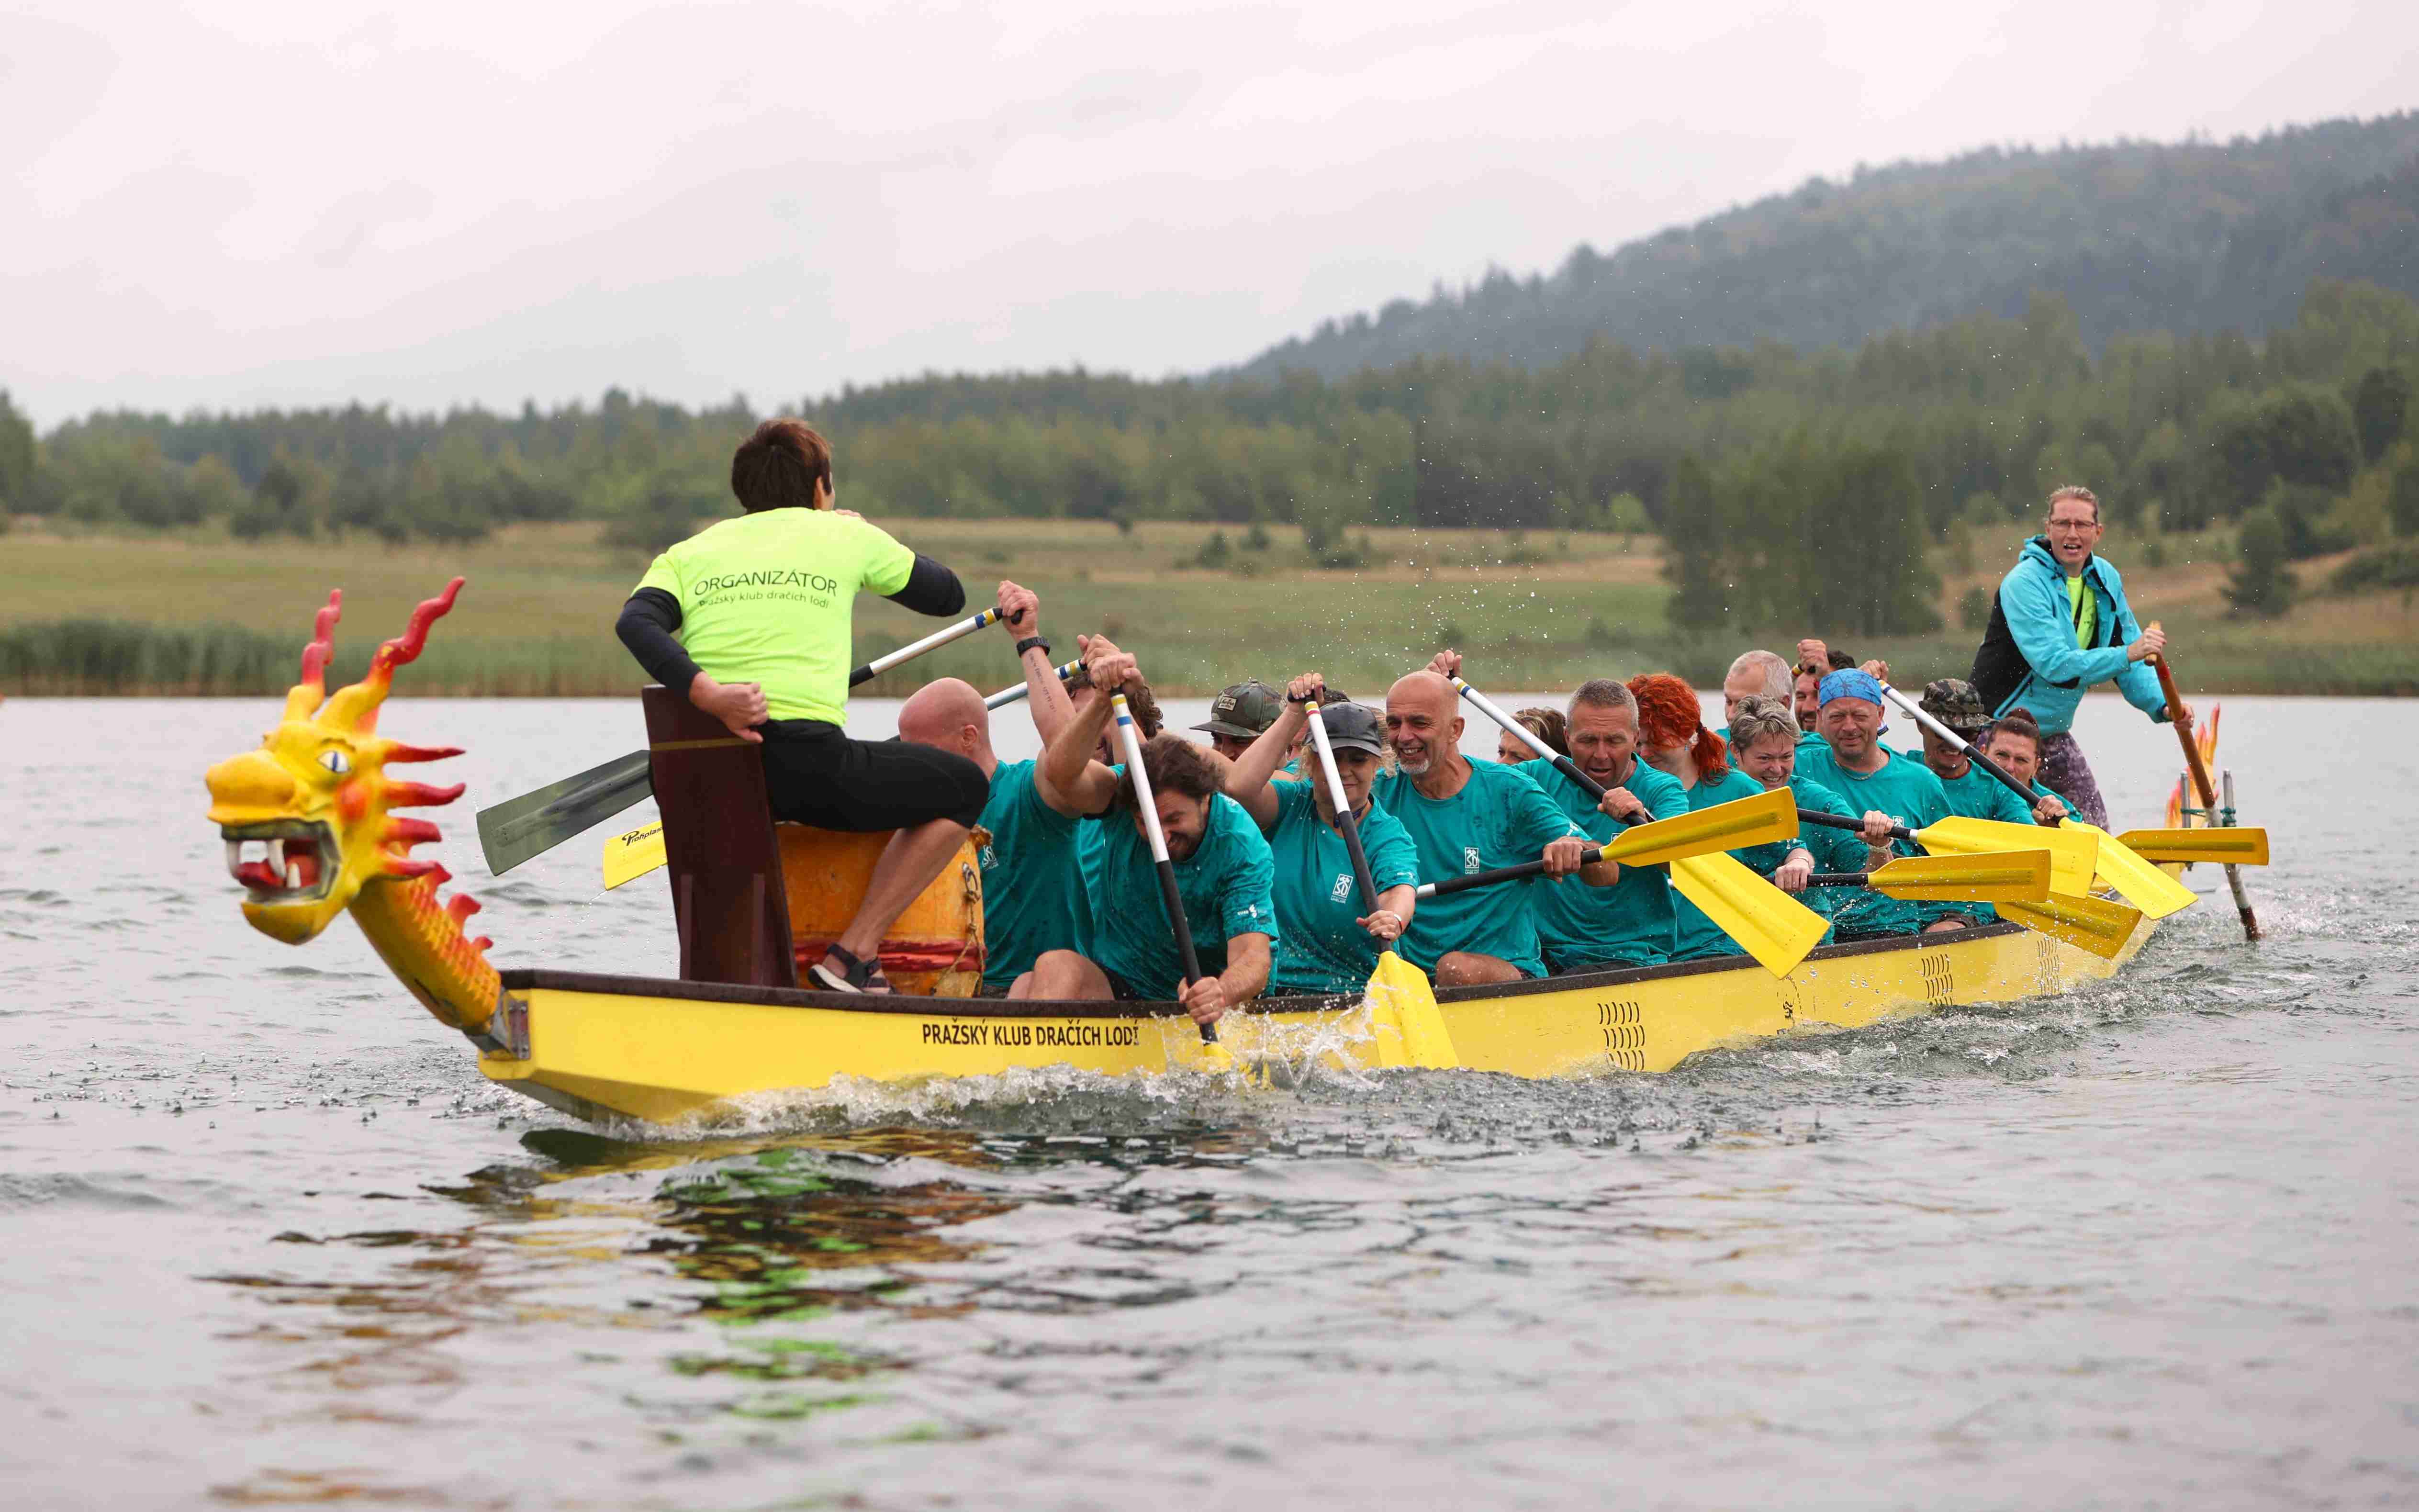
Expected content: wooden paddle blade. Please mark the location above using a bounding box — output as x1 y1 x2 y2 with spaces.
2064 821 2197 919
2114 826 2270 866
1668 852 1829 977
1607 786 1796 866
603 820 669 890
1865 850 2052 904
474 749 652 874
1367 951 1456 1070
1917 815 2099 897
1996 890 2145 961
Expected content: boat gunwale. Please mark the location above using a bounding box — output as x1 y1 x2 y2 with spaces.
496 919 2033 1020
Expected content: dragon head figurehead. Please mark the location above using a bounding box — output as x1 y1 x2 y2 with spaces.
206 579 506 1037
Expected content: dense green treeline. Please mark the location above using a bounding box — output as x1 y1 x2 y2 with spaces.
5 280 2418 636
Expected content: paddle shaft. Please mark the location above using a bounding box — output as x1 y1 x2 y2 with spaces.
1796 807 1915 845
848 606 1000 686
1304 701 1386 915
1878 681 2052 824
2148 645 2260 941
1110 693 1215 1044
983 658 1083 711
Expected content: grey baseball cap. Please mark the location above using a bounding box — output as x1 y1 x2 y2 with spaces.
1310 702 1386 756
1194 680 1285 738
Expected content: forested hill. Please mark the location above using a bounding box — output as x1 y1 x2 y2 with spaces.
1227 113 2419 381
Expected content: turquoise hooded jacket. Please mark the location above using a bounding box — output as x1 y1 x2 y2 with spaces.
1968 536 2169 736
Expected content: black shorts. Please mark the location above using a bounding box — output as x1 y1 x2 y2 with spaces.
758 719 989 832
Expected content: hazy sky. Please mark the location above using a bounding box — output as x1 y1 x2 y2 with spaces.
7 0 2416 424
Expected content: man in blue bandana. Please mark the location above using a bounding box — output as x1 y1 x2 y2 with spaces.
1793 668 1971 939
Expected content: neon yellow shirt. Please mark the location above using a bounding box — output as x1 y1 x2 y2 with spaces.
2066 572 2095 649
636 508 915 725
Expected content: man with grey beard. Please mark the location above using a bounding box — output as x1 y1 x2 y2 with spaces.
1369 669 1597 986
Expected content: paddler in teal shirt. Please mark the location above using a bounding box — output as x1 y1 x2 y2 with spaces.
1510 674 1690 974
1224 675 1423 996
1906 678 2069 829
1373 667 1599 986
1794 669 1972 940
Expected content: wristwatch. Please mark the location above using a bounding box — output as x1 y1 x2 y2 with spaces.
1014 635 1051 659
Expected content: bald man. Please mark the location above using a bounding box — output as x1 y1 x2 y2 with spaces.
1371 668 1596 986
895 587 1118 995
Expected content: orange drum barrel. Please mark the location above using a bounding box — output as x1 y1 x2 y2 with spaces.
777 825 987 997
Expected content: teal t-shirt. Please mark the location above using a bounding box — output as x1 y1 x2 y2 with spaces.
976 760 1084 994
1373 760 1578 979
1669 765 1774 962
1917 750 2034 827
1913 750 2033 924
1699 774 1866 959
1794 741 1955 936
1083 792 1278 999
1264 782 1422 996
1530 759 1690 972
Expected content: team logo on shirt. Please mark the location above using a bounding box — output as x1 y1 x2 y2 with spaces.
1330 873 1353 903
1463 847 1482 874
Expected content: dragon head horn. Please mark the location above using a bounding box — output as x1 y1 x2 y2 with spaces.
281 590 345 723
322 578 465 735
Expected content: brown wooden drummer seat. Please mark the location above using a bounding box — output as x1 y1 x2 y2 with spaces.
640 684 796 988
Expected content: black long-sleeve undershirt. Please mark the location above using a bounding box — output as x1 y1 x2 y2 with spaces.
616 588 701 692
614 554 967 691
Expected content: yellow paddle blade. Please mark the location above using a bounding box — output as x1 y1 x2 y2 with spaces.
603 821 668 890
1917 816 2099 897
2115 826 2270 866
1367 951 1456 1070
1607 785 1797 867
2065 821 2197 920
1864 850 2052 904
1996 890 2145 962
1669 852 1829 977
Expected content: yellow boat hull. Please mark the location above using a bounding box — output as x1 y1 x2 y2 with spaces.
480 911 2158 1125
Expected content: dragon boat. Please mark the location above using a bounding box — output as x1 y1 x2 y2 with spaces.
207 581 2190 1127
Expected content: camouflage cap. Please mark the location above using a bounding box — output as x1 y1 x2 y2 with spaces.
1919 677 1990 736
1193 680 1285 738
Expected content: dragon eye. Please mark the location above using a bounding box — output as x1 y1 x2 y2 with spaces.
319 749 351 775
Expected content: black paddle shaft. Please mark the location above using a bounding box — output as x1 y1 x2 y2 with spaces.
1797 807 1915 845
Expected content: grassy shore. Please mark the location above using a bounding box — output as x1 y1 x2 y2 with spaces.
2 518 2413 696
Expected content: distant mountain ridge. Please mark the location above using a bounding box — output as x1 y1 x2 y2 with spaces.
1226 113 2419 381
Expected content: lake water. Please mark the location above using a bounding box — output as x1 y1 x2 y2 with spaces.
2 691 2414 1510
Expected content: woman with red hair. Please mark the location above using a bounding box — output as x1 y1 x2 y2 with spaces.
1626 672 1774 962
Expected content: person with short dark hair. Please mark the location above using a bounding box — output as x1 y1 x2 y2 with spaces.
1509 674 1687 976
1021 651 1277 1025
1981 707 2076 820
1968 485 2188 828
1726 695 1878 948
614 417 987 994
